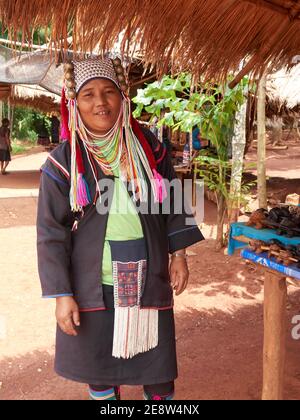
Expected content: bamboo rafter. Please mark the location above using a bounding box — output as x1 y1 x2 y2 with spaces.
245 0 300 18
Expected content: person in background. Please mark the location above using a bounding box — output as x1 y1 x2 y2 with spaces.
0 118 12 175
51 115 60 144
36 118 50 147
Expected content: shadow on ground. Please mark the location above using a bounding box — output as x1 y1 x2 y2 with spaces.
1 293 300 400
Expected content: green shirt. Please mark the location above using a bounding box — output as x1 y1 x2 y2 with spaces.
101 166 144 286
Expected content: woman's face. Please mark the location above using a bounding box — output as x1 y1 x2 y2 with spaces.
77 78 122 136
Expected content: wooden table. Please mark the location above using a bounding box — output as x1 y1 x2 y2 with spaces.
232 234 297 400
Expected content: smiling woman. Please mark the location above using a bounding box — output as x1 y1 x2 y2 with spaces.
77 79 122 136
36 55 204 401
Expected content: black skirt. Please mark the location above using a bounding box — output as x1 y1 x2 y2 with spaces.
54 285 178 386
0 149 11 162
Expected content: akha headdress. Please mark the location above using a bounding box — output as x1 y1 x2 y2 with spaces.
60 56 167 212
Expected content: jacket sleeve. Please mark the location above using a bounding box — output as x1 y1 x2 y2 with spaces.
142 127 205 254
36 158 74 298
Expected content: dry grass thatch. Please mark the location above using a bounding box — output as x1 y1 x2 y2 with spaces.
267 64 300 116
1 1 300 81
265 63 300 121
9 84 60 113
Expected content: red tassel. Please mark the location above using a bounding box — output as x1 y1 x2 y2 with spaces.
131 116 168 202
61 88 85 175
76 141 85 174
131 116 157 171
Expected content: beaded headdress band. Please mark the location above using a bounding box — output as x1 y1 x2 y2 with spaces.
63 57 128 99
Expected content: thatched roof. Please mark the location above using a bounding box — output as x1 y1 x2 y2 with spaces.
2 1 300 81
0 82 60 113
267 64 300 115
10 84 60 113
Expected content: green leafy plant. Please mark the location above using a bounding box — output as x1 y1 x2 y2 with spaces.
11 107 50 142
133 74 251 249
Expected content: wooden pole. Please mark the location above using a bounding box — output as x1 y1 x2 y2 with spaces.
257 73 267 209
7 103 11 122
9 105 14 137
262 270 287 400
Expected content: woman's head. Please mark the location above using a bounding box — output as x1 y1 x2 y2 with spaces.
63 56 127 136
2 118 9 127
77 78 122 136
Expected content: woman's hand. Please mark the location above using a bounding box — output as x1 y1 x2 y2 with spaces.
169 253 189 296
55 296 80 336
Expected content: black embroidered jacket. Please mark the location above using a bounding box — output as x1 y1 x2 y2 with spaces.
37 127 204 310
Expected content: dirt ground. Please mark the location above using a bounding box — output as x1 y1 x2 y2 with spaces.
1 140 300 400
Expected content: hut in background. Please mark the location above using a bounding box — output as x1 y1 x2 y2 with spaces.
10 84 60 114
266 64 300 144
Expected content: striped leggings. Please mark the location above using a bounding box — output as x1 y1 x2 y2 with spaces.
89 381 174 400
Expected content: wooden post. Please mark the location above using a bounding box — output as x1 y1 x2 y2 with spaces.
9 105 14 136
262 269 287 400
257 73 267 209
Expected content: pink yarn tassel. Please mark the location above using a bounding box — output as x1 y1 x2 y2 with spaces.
60 87 71 141
60 125 70 142
153 169 167 203
77 173 91 207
